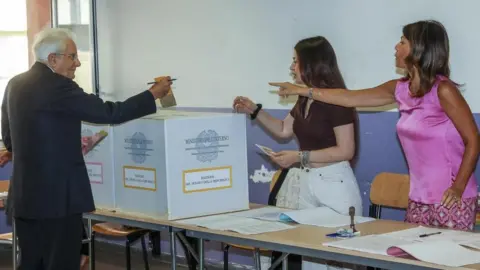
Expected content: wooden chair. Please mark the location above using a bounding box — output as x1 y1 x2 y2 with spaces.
0 180 12 243
0 181 13 259
368 172 409 270
90 222 150 270
368 172 410 219
0 232 12 245
222 169 284 270
0 180 9 209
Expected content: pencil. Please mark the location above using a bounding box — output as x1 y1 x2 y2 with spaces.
147 78 176 84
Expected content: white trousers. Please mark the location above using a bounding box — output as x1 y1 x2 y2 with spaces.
276 161 364 270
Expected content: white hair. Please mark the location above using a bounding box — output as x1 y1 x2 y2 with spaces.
32 27 76 62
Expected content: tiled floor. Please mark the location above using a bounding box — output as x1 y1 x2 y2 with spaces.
0 243 189 270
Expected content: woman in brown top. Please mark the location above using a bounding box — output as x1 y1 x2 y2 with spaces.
234 36 363 269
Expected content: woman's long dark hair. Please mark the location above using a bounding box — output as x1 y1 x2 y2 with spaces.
294 36 359 165
294 36 347 90
402 20 454 97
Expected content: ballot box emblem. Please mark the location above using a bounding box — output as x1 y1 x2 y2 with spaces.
81 128 95 158
185 129 229 163
125 132 153 164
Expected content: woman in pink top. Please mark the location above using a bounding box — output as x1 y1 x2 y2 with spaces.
269 20 479 231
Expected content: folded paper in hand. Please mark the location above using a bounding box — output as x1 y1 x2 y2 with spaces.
255 144 275 156
155 76 177 108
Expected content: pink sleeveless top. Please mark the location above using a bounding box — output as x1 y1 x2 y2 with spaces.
395 77 478 204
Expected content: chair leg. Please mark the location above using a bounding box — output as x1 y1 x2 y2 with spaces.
141 236 150 270
368 204 376 218
223 244 230 270
253 248 261 270
149 231 161 256
91 232 96 270
126 240 131 270
376 205 382 219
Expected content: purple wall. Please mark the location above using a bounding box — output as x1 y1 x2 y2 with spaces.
0 110 478 266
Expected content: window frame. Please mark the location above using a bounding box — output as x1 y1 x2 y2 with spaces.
51 0 99 97
0 29 29 139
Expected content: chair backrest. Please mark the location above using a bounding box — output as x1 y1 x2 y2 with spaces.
0 180 9 193
269 170 283 192
370 172 410 209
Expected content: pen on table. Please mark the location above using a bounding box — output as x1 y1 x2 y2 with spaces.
419 232 442 238
147 78 177 84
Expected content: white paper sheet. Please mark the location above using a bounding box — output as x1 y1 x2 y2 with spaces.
324 226 480 267
281 207 376 227
382 226 480 244
462 240 480 250
395 240 480 267
229 207 287 221
0 192 7 200
324 234 416 255
177 214 295 235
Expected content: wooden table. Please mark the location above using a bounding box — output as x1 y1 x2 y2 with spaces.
11 208 182 270
178 214 480 270
83 208 190 270
80 206 480 270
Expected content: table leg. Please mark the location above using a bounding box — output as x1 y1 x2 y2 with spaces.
169 228 176 270
269 253 289 270
282 255 288 270
12 218 17 269
176 232 199 263
198 238 204 270
88 218 92 270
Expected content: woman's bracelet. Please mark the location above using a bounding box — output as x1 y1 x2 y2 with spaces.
250 104 262 120
299 151 310 167
308 88 314 99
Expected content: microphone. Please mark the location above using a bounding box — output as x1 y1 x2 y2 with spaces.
349 206 357 232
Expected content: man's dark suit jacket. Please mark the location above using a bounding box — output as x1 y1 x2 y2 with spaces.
1 62 157 219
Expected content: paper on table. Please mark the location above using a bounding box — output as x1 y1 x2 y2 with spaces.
461 240 480 250
324 234 416 255
324 226 480 266
382 226 480 244
177 214 295 235
280 207 376 227
234 219 295 235
389 240 480 267
229 206 287 221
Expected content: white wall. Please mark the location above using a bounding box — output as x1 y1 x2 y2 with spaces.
96 0 480 112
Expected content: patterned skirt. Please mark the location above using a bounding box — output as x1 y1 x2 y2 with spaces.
405 197 478 231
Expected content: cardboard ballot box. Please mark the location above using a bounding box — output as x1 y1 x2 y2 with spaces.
82 122 115 209
112 110 249 220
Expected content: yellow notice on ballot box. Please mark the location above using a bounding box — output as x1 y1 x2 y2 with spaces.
123 166 157 191
182 166 232 193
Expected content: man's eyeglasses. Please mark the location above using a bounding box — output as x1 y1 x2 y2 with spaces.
55 53 78 61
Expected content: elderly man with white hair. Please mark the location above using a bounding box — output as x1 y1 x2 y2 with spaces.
1 27 172 270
